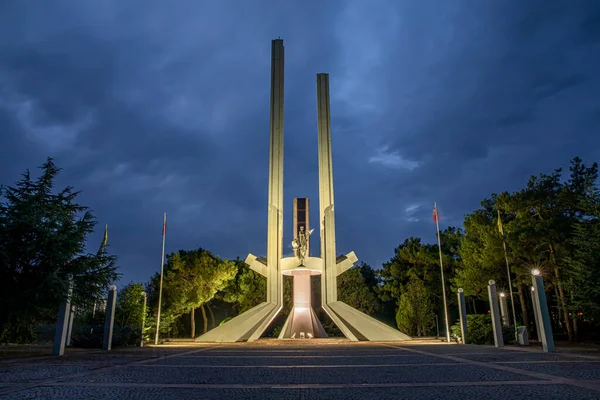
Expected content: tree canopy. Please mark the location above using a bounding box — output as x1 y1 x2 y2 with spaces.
2 156 599 344
0 158 118 343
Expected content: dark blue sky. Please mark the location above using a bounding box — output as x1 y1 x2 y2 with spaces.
1 1 599 285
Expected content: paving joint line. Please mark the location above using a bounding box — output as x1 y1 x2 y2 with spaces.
381 344 600 392
29 379 574 390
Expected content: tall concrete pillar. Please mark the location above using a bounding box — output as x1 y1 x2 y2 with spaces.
531 286 541 341
499 293 510 326
53 275 73 356
103 285 117 351
266 39 285 305
140 291 147 347
66 305 75 346
317 73 337 304
457 289 468 344
488 280 504 348
531 273 555 352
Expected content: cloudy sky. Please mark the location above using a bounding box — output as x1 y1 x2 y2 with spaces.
1 1 599 285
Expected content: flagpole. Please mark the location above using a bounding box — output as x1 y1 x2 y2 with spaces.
434 202 451 343
154 213 167 345
498 210 519 342
93 224 108 319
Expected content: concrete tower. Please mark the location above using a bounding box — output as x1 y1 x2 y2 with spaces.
196 40 410 342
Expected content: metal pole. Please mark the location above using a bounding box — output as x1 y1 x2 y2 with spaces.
434 202 451 343
435 314 440 338
155 213 167 345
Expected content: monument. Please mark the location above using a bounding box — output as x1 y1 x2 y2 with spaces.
196 39 410 342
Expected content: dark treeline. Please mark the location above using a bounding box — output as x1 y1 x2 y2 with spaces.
1 157 598 345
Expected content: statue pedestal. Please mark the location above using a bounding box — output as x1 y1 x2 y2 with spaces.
280 266 326 339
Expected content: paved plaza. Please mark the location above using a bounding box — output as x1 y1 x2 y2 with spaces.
1 340 600 399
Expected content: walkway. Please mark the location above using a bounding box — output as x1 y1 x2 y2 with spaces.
1 340 600 399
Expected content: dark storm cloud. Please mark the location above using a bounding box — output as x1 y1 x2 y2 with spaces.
1 0 599 282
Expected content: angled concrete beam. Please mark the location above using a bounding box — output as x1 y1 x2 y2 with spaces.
334 251 358 277
245 254 268 277
196 302 278 342
327 301 411 341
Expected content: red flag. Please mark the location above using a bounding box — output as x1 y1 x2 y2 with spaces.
432 203 441 223
162 214 167 236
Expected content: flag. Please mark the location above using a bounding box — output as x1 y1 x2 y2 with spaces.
98 224 108 255
497 210 504 235
432 203 440 223
162 215 167 237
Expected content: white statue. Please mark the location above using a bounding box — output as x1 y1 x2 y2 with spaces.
291 226 313 265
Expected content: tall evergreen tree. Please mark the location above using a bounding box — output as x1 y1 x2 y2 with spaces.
0 158 118 342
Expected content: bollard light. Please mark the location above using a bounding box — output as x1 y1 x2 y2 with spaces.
531 269 541 276
499 292 505 297
458 288 464 293
489 280 495 285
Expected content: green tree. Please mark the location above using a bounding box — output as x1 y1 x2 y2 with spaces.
149 248 237 338
454 157 599 340
115 282 146 329
379 237 439 303
219 259 266 314
338 263 380 315
380 235 456 327
396 277 434 336
0 158 118 343
566 219 600 322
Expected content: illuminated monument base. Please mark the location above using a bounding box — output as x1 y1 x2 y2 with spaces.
280 266 326 339
195 38 411 343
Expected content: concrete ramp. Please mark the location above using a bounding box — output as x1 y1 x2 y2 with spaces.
327 301 412 341
195 302 278 343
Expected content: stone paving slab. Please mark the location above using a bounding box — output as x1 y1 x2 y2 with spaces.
59 363 536 385
455 351 596 363
0 365 95 384
508 362 600 381
155 354 455 366
1 342 600 399
299 364 537 384
5 383 600 400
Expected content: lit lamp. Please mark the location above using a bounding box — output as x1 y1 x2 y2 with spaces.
531 269 541 276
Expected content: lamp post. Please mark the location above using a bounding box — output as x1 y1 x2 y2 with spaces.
531 269 555 352
488 280 504 348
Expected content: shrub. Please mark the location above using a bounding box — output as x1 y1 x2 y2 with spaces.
450 314 516 345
